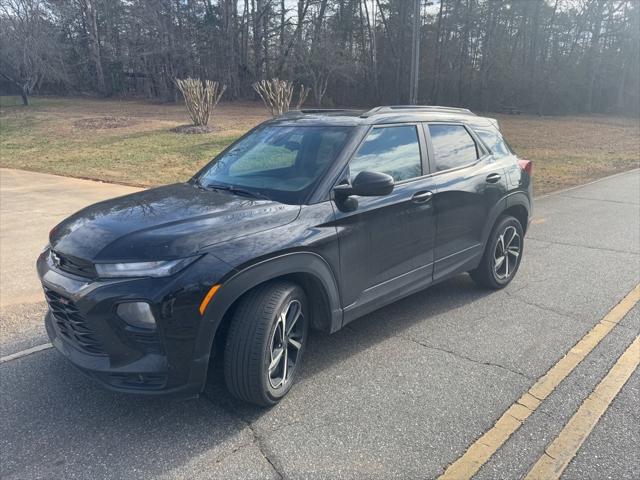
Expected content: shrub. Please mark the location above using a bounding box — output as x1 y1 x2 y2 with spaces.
175 77 226 127
253 78 310 117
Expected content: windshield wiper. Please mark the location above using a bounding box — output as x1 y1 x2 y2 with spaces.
193 178 207 190
206 183 270 200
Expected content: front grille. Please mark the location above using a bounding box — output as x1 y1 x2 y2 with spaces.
45 288 105 355
50 250 97 279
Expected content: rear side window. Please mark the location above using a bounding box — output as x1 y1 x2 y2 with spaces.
349 125 422 182
428 124 478 172
474 128 513 158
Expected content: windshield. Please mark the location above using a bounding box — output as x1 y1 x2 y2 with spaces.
196 125 353 204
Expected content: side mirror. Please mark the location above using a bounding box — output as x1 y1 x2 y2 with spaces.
334 171 394 198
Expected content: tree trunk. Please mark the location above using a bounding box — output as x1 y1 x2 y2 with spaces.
79 0 106 94
262 0 270 77
362 0 379 101
430 0 445 104
253 0 264 79
586 0 606 113
396 0 409 103
408 0 421 105
313 0 329 50
456 0 472 105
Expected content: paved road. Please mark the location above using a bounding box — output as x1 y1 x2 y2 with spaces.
1 168 638 479
0 169 138 353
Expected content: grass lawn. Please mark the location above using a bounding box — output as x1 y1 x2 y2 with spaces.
1 96 638 194
0 96 268 186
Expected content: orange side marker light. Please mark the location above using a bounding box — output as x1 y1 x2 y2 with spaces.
199 284 221 315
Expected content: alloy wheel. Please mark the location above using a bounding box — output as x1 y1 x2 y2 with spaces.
493 225 521 280
268 299 304 389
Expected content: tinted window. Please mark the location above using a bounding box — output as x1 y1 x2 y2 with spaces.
475 128 513 158
429 124 478 171
228 134 301 174
198 125 352 204
349 125 422 182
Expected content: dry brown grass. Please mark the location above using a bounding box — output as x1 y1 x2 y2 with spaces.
497 114 639 194
1 96 637 194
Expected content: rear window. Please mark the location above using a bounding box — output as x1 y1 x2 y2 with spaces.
428 124 478 172
474 127 513 158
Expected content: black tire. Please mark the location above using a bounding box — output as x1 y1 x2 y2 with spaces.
470 215 524 289
224 281 308 407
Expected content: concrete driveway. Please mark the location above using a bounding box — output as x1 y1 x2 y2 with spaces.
0 169 138 352
1 168 638 479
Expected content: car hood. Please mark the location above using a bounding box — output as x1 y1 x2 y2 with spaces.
50 183 301 261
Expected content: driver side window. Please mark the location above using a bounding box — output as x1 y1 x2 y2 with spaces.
349 125 422 182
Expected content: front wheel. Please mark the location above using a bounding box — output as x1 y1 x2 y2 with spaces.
224 281 308 406
470 215 524 289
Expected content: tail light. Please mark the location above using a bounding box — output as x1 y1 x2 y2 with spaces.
518 159 533 175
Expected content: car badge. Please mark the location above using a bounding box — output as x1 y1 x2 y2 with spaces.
51 251 61 268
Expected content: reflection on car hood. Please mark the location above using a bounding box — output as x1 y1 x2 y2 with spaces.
50 183 301 261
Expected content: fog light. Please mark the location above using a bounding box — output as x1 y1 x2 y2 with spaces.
117 302 156 329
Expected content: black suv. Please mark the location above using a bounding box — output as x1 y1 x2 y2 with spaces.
37 106 532 406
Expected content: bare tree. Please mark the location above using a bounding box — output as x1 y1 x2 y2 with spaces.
295 84 311 109
304 55 335 107
175 78 226 127
1 0 638 115
76 0 105 94
0 0 66 105
253 78 310 116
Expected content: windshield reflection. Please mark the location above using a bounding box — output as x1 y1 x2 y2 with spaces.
197 125 353 204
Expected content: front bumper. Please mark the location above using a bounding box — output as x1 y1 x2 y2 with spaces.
44 310 174 393
38 250 231 397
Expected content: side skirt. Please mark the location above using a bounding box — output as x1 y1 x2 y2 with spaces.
340 248 483 329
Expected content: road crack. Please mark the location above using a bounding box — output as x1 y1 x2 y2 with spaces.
526 236 639 255
209 395 286 479
399 335 534 381
560 194 639 206
504 291 579 320
244 421 285 480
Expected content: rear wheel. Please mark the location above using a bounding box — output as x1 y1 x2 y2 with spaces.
224 281 308 406
470 215 524 289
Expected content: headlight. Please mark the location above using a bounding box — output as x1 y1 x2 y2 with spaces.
95 257 199 278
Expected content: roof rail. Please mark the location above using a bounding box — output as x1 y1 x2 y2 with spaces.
281 108 363 117
360 105 476 117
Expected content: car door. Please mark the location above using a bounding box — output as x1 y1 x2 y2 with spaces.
424 122 508 281
332 124 437 323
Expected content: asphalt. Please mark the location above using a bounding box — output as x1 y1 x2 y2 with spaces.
0 168 638 479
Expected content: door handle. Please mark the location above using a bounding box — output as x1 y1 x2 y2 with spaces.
486 173 502 183
412 191 433 203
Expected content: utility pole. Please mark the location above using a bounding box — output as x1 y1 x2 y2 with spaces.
409 0 421 105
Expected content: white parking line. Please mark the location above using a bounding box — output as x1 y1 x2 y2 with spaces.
0 343 53 364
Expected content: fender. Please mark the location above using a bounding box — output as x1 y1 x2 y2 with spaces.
187 251 342 392
506 190 532 231
480 195 509 247
506 190 531 209
479 189 532 249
